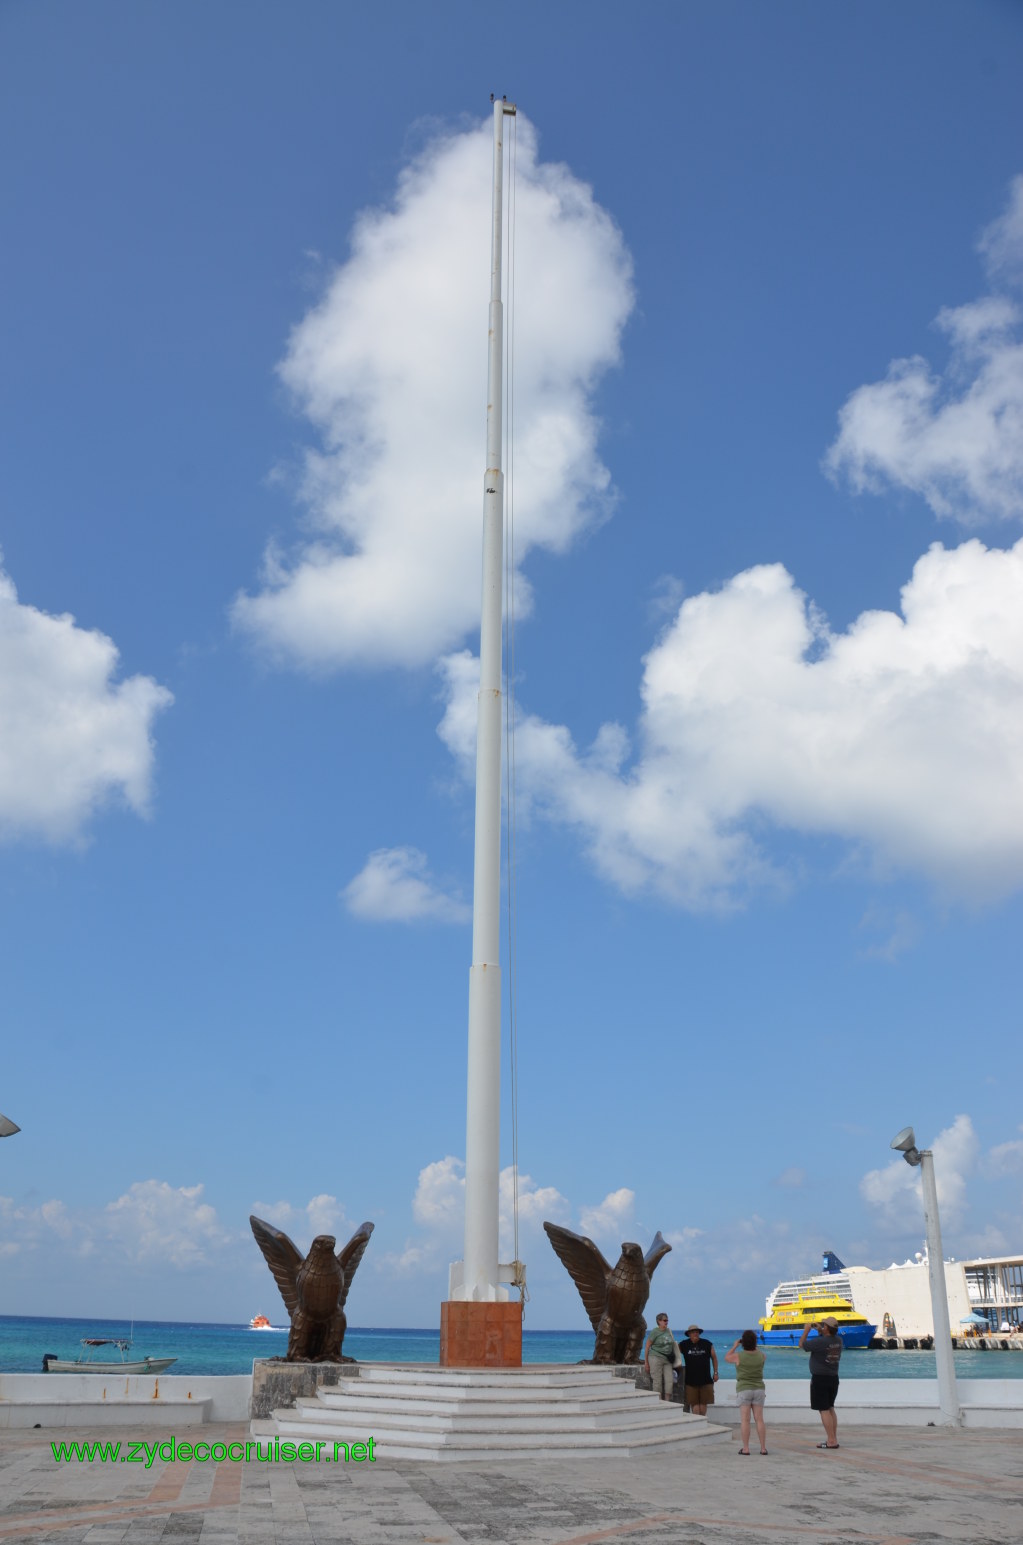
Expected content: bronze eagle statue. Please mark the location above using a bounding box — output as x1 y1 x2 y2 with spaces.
543 1220 671 1364
249 1215 374 1362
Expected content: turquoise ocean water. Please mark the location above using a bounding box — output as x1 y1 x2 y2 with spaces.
1 1315 1019 1380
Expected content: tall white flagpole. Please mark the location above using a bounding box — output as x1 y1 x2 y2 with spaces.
451 96 516 1309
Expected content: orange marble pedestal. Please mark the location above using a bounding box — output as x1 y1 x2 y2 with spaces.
439 1301 522 1367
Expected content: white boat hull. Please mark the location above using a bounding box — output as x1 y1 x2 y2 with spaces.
44 1357 177 1375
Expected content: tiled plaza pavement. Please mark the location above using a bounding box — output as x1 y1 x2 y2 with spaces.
0 1422 1021 1544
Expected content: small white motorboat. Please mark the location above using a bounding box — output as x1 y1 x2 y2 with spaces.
42 1338 177 1374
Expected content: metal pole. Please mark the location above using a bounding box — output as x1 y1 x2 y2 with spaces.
920 1150 961 1425
459 98 514 1303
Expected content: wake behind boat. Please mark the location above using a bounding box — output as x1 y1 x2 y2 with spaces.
42 1338 177 1374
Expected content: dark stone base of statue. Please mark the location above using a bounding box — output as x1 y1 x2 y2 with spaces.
250 1359 361 1420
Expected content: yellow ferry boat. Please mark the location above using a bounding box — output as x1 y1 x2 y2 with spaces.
758 1291 875 1347
760 1254 876 1347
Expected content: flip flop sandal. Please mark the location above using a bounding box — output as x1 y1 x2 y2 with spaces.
815 1442 840 1449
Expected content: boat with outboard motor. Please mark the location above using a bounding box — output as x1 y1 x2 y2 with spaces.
42 1338 177 1374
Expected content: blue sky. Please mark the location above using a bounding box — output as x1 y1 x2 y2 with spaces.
2 1 1022 1332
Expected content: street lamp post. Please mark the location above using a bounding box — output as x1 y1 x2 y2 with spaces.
890 1126 960 1426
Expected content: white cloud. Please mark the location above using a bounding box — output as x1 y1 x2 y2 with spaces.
342 846 470 924
0 1193 75 1249
1 1182 360 1288
251 1193 350 1240
500 1168 569 1227
579 1187 635 1241
958 1223 1011 1259
664 1227 705 1249
40 1199 73 1238
825 178 1023 525
499 1168 569 1260
381 1241 433 1277
411 1155 465 1229
857 906 921 963
860 1114 979 1233
249 1198 298 1227
978 174 1023 286
988 1133 1023 1177
656 1215 831 1308
0 560 173 842
103 1180 230 1267
382 1158 580 1277
441 537 1023 908
306 1193 346 1236
773 1167 806 1190
859 1151 919 1230
232 114 633 671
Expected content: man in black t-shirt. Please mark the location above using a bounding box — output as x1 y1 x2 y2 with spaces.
678 1322 718 1414
799 1315 843 1448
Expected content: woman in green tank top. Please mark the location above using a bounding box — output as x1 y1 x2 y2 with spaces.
643 1313 680 1401
725 1329 768 1454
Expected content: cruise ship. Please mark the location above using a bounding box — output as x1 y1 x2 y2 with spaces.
763 1250 1023 1342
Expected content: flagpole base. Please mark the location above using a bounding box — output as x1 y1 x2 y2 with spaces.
439 1301 523 1368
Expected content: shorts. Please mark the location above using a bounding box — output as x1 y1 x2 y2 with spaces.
684 1383 714 1406
736 1387 766 1406
810 1374 840 1411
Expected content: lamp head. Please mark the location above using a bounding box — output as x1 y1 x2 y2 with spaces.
890 1126 921 1166
0 1112 20 1138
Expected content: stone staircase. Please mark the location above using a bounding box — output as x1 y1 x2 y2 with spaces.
261 1364 730 1461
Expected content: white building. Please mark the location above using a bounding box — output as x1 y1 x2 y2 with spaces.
844 1258 971 1339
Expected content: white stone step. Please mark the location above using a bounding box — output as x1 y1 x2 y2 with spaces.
314 1395 654 1420
352 1364 624 1389
271 1411 726 1459
315 1387 652 1416
286 1395 696 1433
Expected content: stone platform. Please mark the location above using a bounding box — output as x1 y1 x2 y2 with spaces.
259 1362 728 1461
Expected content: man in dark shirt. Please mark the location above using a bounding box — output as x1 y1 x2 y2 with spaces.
799 1315 842 1447
678 1322 718 1415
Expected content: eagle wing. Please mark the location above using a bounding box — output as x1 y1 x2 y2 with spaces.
337 1221 375 1311
543 1221 613 1332
249 1215 303 1318
644 1231 672 1278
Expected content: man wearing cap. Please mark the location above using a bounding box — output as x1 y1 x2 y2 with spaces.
799 1316 842 1448
678 1323 718 1415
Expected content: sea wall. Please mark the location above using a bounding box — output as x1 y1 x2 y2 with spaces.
712 1377 1023 1429
0 1372 251 1428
